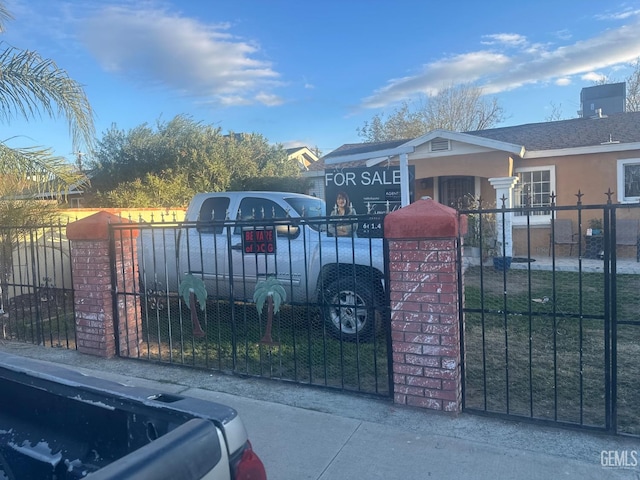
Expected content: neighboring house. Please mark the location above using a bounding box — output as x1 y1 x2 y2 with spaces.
286 146 319 170
305 110 640 256
286 146 323 197
34 171 91 208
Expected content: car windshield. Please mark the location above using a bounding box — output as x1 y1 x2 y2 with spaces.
284 197 326 230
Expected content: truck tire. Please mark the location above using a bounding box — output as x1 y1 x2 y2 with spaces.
323 278 375 342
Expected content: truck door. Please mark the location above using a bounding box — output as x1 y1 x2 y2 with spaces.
230 197 296 300
186 196 231 297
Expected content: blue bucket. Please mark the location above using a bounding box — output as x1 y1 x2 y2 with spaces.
493 256 512 271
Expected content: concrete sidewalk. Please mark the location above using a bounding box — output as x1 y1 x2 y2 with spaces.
1 341 638 479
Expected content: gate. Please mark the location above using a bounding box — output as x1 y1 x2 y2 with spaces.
459 198 640 436
110 215 393 398
0 222 76 348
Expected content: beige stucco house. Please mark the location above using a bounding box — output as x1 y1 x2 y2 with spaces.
305 110 640 256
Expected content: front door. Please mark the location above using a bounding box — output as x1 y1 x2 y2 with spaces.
439 176 475 208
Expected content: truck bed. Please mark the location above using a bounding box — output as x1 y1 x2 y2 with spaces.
0 352 251 479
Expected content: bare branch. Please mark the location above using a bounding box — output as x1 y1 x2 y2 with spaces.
357 83 505 142
626 58 640 112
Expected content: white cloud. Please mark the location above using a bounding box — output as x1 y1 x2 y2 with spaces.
554 29 572 41
555 78 571 86
282 140 307 148
255 92 284 106
361 51 511 108
581 72 607 82
300 75 315 89
218 95 252 106
481 33 527 46
78 5 282 107
595 8 640 21
361 17 640 109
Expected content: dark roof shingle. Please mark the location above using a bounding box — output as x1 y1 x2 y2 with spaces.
314 111 640 171
322 139 411 161
466 111 640 150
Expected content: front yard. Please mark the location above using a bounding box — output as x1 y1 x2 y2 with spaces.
136 297 391 396
463 266 640 435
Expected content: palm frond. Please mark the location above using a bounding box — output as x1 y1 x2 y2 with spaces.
253 276 286 317
0 4 13 34
0 141 86 197
179 274 208 311
0 46 95 151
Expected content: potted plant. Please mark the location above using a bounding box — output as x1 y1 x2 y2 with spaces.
463 197 497 261
588 218 603 235
463 213 482 259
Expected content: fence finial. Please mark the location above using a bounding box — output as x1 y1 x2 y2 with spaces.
605 188 614 204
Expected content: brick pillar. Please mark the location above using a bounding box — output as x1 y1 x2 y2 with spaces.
384 198 467 412
67 212 140 358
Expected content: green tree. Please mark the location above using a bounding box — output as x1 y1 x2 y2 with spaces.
90 171 195 208
88 115 303 207
231 176 311 193
357 83 505 142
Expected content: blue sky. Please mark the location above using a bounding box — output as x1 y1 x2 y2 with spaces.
3 0 640 162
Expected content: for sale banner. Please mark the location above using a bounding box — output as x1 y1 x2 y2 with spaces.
324 165 415 237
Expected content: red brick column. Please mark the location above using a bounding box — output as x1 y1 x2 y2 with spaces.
67 212 140 358
384 198 466 412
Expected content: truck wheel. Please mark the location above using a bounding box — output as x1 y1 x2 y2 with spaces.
323 278 375 342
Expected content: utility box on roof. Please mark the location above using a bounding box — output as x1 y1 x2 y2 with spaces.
580 82 626 117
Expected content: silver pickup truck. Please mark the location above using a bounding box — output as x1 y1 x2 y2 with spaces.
137 191 386 342
0 351 266 480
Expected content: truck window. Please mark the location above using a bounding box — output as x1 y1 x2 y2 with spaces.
198 197 230 233
283 197 326 231
234 198 288 235
283 197 325 218
237 198 288 220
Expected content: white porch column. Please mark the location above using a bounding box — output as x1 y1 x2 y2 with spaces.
400 152 410 207
488 176 519 257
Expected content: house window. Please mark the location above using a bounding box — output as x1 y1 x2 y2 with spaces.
617 159 640 203
513 166 555 224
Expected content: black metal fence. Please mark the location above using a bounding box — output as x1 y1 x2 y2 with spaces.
0 222 76 348
459 196 640 436
111 214 393 397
